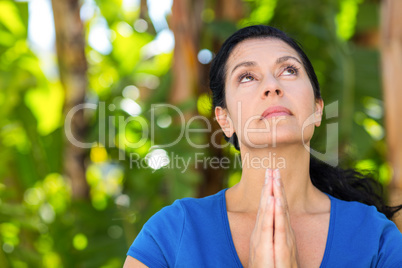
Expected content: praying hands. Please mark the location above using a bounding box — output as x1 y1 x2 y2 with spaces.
248 169 300 268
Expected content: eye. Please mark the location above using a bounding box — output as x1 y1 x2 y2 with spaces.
282 65 300 76
238 72 255 83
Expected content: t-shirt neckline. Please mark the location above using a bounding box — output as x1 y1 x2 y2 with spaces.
220 188 336 268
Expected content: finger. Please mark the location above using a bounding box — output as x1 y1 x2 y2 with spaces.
273 169 300 267
255 169 273 229
273 168 290 222
273 170 288 268
248 169 275 268
260 193 275 253
257 169 275 249
262 168 274 205
273 169 289 246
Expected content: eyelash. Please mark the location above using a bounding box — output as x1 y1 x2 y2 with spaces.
237 64 300 83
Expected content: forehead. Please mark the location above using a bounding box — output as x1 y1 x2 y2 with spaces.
227 38 300 66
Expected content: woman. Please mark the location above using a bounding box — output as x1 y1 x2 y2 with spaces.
124 25 402 267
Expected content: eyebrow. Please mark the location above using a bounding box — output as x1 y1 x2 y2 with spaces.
276 55 302 65
230 55 302 76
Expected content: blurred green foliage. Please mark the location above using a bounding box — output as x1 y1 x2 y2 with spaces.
0 0 388 267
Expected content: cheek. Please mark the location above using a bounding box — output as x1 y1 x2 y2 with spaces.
292 79 315 98
225 100 256 132
290 86 316 121
297 99 315 120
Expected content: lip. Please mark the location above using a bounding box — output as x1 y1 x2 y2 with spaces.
260 106 292 119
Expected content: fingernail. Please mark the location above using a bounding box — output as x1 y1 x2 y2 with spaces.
274 169 280 186
265 169 271 184
275 198 282 207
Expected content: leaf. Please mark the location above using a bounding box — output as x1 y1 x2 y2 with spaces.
0 1 26 37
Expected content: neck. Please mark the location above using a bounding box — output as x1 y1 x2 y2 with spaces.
227 143 325 216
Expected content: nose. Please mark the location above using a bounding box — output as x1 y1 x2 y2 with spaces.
261 76 284 98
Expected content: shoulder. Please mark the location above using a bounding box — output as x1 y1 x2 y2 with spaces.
127 189 226 267
330 196 397 233
147 188 225 226
178 188 225 216
330 195 386 223
329 195 402 267
127 198 186 267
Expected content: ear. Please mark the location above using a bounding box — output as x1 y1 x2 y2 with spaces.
215 106 235 138
314 98 324 127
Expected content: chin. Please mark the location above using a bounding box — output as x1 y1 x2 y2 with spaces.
240 131 302 149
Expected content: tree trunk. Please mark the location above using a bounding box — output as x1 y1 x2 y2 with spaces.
168 0 202 198
169 0 245 198
197 0 244 197
169 0 203 110
380 0 402 229
51 0 89 199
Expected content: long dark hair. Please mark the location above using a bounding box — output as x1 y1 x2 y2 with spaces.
208 24 402 220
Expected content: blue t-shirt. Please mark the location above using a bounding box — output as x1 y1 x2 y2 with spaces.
127 188 402 267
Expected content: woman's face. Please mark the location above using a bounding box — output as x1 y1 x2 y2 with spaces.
215 38 323 149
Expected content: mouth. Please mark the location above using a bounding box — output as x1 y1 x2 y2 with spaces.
260 106 292 120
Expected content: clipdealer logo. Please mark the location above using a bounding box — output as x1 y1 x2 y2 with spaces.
64 101 338 168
